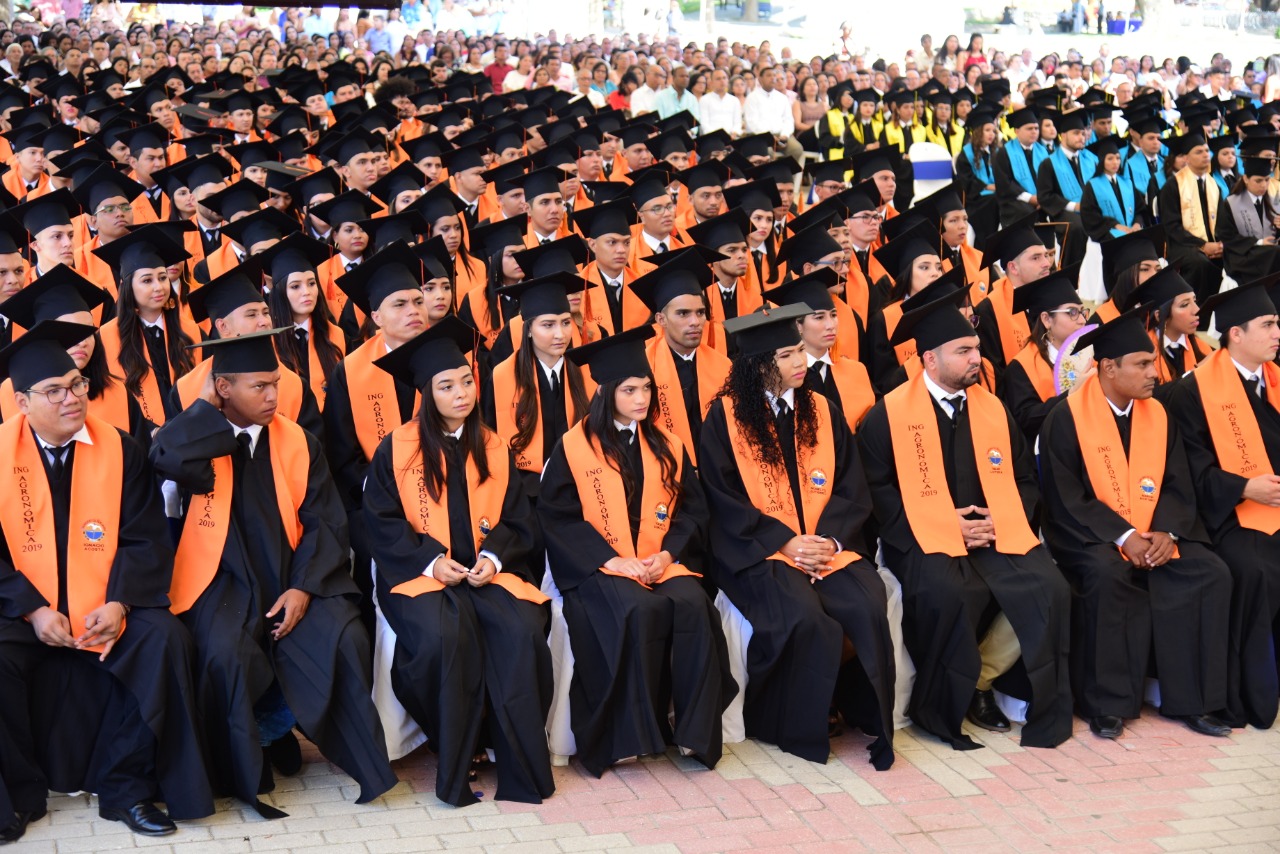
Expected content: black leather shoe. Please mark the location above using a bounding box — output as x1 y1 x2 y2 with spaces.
1179 714 1232 738
966 689 1011 732
267 730 302 776
98 801 176 836
1088 715 1124 739
0 807 46 844
258 752 276 795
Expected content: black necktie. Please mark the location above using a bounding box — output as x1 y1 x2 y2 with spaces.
145 325 170 382
25 181 37 192
617 427 634 445
1167 342 1184 366
549 369 561 399
1022 146 1034 171
541 238 552 245
236 430 253 459
1197 177 1215 240
945 394 964 418
656 242 669 253
48 445 67 483
1068 155 1083 185
1110 176 1124 207
294 326 308 346
1115 412 1132 451
1257 198 1267 228
1248 376 1263 399
775 396 791 430
855 249 869 276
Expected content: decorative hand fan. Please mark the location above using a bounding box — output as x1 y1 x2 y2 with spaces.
1054 323 1097 394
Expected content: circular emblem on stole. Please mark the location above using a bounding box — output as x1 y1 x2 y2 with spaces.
809 469 827 488
987 448 1004 469
82 520 106 543
1139 477 1156 496
478 517 492 536
654 503 669 523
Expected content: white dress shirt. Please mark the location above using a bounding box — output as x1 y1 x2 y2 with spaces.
743 87 794 138
699 91 743 136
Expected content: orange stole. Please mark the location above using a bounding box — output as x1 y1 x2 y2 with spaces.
169 416 309 613
646 337 731 466
987 277 1031 364
828 293 861 361
491 356 590 474
453 253 486 303
387 423 547 603
175 358 305 422
298 324 345 410
464 287 504 349
1193 348 1280 534
317 254 350 317
0 414 123 650
625 223 686 271
580 263 650 335
1011 344 1057 401
883 373 1040 557
129 190 171 225
1093 299 1120 323
881 301 917 365
0 377 130 432
941 244 991 302
344 332 421 461
75 236 118 298
703 278 764 354
2 171 49 201
826 356 876 430
721 395 858 576
202 243 240 283
98 317 199 427
1151 331 1202 384
561 423 698 586
1066 375 1176 555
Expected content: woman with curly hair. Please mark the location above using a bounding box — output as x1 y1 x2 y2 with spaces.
697 305 895 771
538 327 734 777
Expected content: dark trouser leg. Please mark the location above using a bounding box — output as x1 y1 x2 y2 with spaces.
1148 544 1232 718
1062 552 1151 719
0 625 48 821
1216 528 1280 729
88 677 156 812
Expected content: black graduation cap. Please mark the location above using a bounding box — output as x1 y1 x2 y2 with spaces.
1026 87 1067 113
282 167 341 209
198 328 283 374
777 223 845 270
409 183 469 227
150 153 233 199
207 89 263 116
186 261 266 323
762 268 839 313
614 121 657 149
786 196 850 235
695 129 734 160
30 122 81 155
259 161 310 194
883 88 918 109
225 139 280 171
468 214 529 260
0 82 29 113
257 232 331 285
889 281 975 350
264 105 315 139
1243 156 1274 178
535 137 583 170
327 128 386 166
1202 279 1277 333
952 86 977 105
115 122 170 156
92 223 191 282
373 314 475 390
629 177 675 212
1006 106 1038 130
1239 135 1279 158
912 182 964 228
1085 135 1121 162
6 188 80 238
369 161 426 208
1011 263 1083 316
42 75 84 104
413 234 454 282
630 249 714 312
482 157 531 196
981 212 1047 269
881 211 932 243
511 234 589 279
979 78 1011 103
1127 113 1168 138
498 272 585 321
1101 225 1164 285
198 179 270 223
646 128 692 161
873 221 941 278
0 320 96 390
328 97 368 126
722 303 810 355
506 165 568 202
219 207 299 251
566 325 656 385
723 179 782 213
399 132 449 165
805 158 854 187
358 210 430 252
1208 134 1238 155
849 146 899 181
1051 108 1090 134
0 265 109 328
309 190 384 229
335 241 427 315
685 208 750 250
1129 265 1193 309
575 199 638 240
1166 133 1206 158
1073 304 1157 361
70 163 145 213
18 59 57 85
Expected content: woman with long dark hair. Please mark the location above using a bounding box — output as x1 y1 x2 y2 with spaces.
866 224 944 391
363 316 554 807
1089 226 1166 323
1130 266 1212 393
94 226 199 427
457 215 528 361
539 327 734 776
261 233 347 411
697 305 895 771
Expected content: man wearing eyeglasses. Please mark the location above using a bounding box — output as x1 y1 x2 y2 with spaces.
627 176 686 270
70 164 145 291
0 321 215 843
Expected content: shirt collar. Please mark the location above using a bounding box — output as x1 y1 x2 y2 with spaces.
445 424 463 439
806 350 833 368
35 424 92 451
233 422 265 455
764 386 796 415
538 356 565 382
922 368 966 407
1232 357 1265 385
671 344 696 361
141 315 165 331
295 317 313 333
1105 395 1134 417
339 253 360 266
613 418 637 434
1164 333 1188 350
641 229 669 251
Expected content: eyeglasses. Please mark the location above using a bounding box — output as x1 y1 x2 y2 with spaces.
641 203 677 216
26 377 90 403
96 202 133 215
848 212 883 223
1048 307 1088 320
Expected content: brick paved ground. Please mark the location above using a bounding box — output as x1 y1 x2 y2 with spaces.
8 708 1280 853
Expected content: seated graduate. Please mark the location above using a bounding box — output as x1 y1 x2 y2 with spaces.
858 288 1073 752
1169 281 1280 730
457 214 529 363
0 322 213 843
1080 136 1148 244
866 221 945 392
880 271 998 394
762 269 876 431
173 260 324 441
1128 267 1213 394
1040 307 1234 740
1089 226 1168 324
151 330 396 818
627 250 732 466
1002 264 1091 442
488 235 594 366
0 266 149 446
973 216 1057 376
539 327 735 777
775 210 867 361
698 305 896 770
362 317 554 807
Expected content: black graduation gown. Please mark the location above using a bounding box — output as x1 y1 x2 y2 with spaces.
867 307 907 396
539 432 735 777
150 401 397 816
1040 398 1231 719
1034 157 1087 268
1170 372 1280 728
1157 178 1224 302
1080 179 1149 243
1001 353 1068 443
0 430 214 827
363 436 554 807
699 396 895 769
992 145 1040 227
857 394 1073 750
1217 196 1280 285
953 150 1000 250
165 377 325 448
972 296 1012 376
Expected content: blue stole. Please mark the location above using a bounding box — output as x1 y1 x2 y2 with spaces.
1212 171 1234 198
1007 141 1047 195
1089 174 1136 237
1124 153 1165 191
1048 148 1099 202
963 144 995 195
